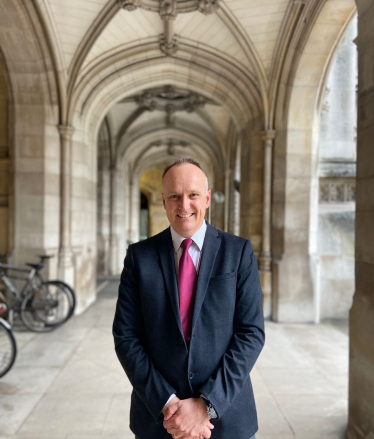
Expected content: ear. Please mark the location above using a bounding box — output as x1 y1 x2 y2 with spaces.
162 193 166 210
205 189 211 208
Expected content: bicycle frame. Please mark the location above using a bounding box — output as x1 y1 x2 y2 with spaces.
0 264 40 321
0 263 40 296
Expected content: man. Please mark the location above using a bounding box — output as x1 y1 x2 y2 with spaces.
113 158 265 439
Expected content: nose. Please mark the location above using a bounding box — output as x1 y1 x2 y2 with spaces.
179 195 190 212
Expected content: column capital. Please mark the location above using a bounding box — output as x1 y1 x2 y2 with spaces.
58 125 75 140
259 253 272 272
118 0 141 11
197 0 221 15
261 129 276 143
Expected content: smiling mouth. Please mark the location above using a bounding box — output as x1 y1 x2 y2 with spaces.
177 213 194 218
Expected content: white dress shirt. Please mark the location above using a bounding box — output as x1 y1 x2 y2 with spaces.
170 220 207 277
164 220 207 407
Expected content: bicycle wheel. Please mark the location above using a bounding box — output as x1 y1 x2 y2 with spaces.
34 275 76 318
47 280 76 318
20 282 72 332
0 318 17 378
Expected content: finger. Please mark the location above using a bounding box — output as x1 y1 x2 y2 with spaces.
203 426 212 438
165 426 185 435
208 421 214 429
166 430 189 439
164 403 180 421
164 420 177 430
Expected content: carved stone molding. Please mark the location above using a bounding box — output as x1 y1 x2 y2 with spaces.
118 0 141 11
165 103 176 125
196 0 220 15
135 86 206 113
163 85 179 100
260 129 276 144
319 179 356 203
149 139 190 155
184 93 206 112
135 91 157 110
160 34 179 55
159 0 178 19
58 124 75 140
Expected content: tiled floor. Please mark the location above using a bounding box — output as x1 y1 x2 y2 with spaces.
0 281 349 439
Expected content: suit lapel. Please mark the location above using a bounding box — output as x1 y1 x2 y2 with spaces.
191 223 221 333
158 227 184 339
157 224 222 340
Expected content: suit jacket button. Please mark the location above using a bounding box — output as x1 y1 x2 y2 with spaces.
179 338 183 345
189 372 193 379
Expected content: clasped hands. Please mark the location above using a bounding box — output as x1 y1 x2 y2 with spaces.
162 396 214 439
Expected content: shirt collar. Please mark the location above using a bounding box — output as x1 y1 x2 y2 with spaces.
170 220 207 253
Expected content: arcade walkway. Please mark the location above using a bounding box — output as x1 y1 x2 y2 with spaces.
0 281 348 439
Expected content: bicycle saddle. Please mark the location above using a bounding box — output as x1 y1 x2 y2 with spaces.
26 263 44 270
37 255 54 259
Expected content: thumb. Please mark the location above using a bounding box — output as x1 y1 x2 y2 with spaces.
163 402 180 421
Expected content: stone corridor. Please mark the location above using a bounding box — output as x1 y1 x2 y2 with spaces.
0 280 348 439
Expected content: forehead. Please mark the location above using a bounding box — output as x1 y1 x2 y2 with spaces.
163 164 206 191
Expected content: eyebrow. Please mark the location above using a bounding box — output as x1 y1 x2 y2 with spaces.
168 190 201 194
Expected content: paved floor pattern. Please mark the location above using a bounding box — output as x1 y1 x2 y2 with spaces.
0 281 349 439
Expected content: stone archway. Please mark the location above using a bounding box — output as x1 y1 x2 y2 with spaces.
348 0 374 436
0 0 61 279
272 0 356 323
64 55 265 305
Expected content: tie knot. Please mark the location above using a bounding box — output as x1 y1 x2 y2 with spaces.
181 238 193 252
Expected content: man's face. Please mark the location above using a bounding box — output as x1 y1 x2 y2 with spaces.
162 164 211 238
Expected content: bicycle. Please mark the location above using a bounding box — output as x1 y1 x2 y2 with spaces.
0 303 17 378
0 254 76 332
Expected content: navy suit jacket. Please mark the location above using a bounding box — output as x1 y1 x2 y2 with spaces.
113 223 265 439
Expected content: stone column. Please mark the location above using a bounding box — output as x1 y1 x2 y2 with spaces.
127 178 134 245
127 173 139 244
109 165 118 275
58 125 75 286
348 2 374 437
259 129 276 318
224 169 231 232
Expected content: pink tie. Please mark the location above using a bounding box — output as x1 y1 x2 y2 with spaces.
178 238 197 345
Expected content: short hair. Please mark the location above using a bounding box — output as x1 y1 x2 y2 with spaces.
162 158 209 192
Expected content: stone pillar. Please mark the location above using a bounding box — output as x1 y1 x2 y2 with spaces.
224 169 231 232
127 173 139 244
348 2 374 437
58 125 75 286
109 165 118 274
240 125 263 252
212 173 225 231
127 177 134 245
259 130 276 318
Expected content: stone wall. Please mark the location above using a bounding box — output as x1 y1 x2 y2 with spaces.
0 62 9 256
71 129 97 311
348 0 374 437
317 17 357 320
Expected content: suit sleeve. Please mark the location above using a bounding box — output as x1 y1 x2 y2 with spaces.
198 239 265 418
112 244 176 423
